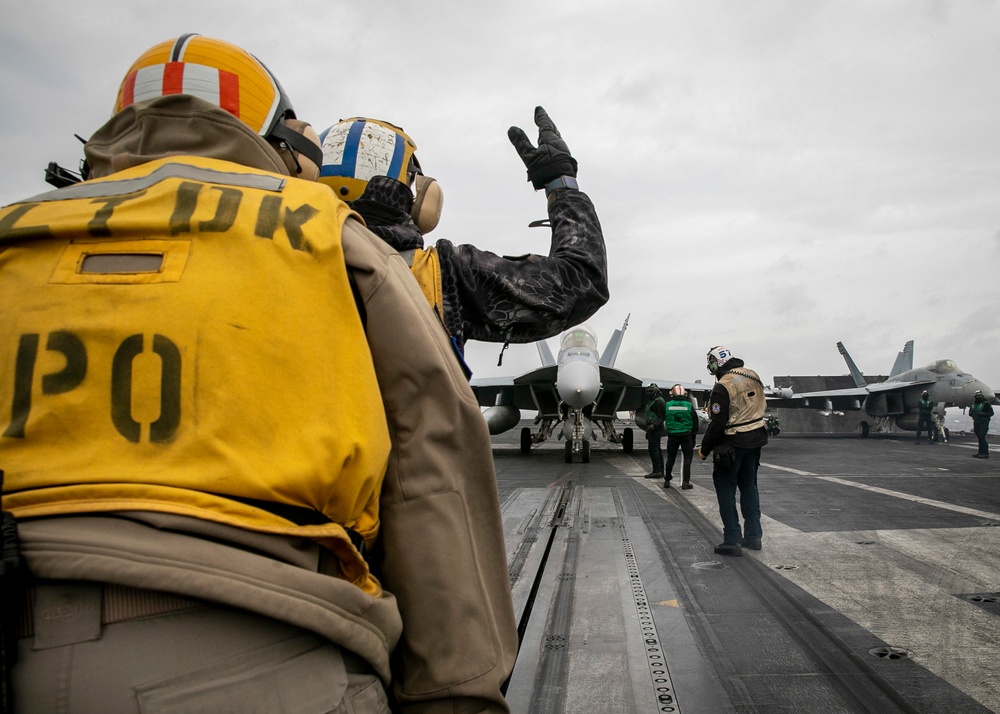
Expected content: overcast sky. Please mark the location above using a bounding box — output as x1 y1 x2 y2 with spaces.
3 0 998 392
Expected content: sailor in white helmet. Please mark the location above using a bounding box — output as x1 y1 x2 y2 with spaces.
697 346 769 557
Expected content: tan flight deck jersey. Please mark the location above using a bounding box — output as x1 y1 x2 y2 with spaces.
718 368 767 436
0 96 517 713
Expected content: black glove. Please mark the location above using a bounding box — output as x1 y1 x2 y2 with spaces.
507 106 579 190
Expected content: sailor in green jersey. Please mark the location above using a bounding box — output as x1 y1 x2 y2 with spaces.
663 385 699 490
970 390 994 458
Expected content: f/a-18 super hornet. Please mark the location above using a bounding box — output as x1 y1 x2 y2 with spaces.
773 340 996 437
470 317 711 462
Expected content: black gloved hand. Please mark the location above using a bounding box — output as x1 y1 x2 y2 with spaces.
507 106 579 190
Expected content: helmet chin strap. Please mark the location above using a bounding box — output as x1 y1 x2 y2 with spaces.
270 121 324 177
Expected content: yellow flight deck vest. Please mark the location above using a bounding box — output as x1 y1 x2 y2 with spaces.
401 246 444 320
400 246 475 379
719 368 766 436
0 156 391 595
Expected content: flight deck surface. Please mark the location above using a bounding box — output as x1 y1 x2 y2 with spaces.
494 424 999 713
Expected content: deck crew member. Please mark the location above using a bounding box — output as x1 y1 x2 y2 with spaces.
916 390 937 443
698 346 769 557
0 34 516 713
664 384 699 490
970 390 994 458
315 110 609 366
644 384 666 479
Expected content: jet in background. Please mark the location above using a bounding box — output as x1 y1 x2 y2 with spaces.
470 317 711 462
773 340 996 437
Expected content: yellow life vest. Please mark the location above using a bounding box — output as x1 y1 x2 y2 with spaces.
0 156 390 595
719 368 766 436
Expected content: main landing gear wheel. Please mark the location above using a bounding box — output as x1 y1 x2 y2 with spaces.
520 427 532 454
564 441 573 463
860 422 870 438
623 428 634 454
582 440 590 463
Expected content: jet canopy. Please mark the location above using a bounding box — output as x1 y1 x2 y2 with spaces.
560 326 597 352
927 359 960 374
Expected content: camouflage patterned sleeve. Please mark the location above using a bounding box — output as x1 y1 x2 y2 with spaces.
436 189 608 348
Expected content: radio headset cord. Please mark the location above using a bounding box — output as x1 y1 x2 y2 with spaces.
1 469 24 714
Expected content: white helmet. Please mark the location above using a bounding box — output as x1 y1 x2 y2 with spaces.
670 384 686 397
706 346 734 375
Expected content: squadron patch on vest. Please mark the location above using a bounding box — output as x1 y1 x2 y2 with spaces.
711 402 721 415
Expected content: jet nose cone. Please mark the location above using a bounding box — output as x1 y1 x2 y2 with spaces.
556 361 600 408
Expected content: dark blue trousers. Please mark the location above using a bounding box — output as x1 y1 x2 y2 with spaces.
712 445 763 545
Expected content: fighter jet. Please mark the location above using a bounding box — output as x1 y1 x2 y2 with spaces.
470 317 710 462
774 340 996 437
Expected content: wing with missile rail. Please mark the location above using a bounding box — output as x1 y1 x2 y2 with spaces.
765 380 937 414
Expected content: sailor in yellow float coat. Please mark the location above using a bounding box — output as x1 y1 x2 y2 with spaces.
1 35 516 714
1 152 389 593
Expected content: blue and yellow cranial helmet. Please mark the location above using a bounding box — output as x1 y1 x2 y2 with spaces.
317 117 419 202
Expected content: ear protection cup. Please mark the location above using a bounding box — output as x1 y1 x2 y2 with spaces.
272 119 322 181
411 174 443 234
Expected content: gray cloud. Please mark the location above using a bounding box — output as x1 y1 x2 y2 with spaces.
3 0 998 391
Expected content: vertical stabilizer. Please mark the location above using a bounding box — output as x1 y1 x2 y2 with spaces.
889 340 914 378
599 314 630 367
536 339 556 367
837 342 866 388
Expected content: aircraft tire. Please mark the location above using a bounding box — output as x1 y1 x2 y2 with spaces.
564 441 573 463
582 440 590 463
623 428 634 454
520 427 532 454
860 422 870 438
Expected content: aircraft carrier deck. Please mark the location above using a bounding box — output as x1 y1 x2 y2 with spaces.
494 423 999 713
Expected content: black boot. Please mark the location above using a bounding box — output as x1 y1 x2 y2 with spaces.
714 543 742 557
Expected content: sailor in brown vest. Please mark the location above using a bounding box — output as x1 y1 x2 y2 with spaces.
697 346 769 557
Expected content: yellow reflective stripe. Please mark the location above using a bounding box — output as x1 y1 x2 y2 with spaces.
14 162 286 205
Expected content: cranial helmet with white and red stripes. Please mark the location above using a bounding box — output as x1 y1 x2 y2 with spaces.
114 33 321 171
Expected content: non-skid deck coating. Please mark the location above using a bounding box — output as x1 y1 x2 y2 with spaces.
494 424 999 713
